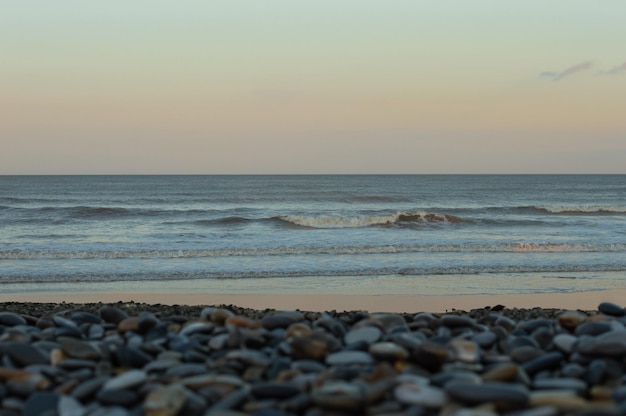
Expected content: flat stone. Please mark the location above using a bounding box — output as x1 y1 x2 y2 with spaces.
326 350 374 366
521 352 563 376
2 342 49 366
368 342 409 361
445 381 530 406
0 367 50 390
344 326 382 345
311 381 367 411
102 369 147 391
262 312 303 330
575 321 613 336
529 390 588 412
394 383 446 408
284 323 312 339
0 312 27 326
70 311 102 325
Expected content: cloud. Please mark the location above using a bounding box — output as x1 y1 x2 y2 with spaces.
540 61 593 81
605 62 626 75
553 61 593 81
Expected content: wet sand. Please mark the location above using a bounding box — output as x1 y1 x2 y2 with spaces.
0 288 624 312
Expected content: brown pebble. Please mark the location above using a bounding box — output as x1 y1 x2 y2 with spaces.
225 315 261 329
118 316 140 333
557 310 588 331
285 323 312 339
482 363 519 382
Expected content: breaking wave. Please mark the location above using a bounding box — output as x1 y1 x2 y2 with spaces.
276 212 462 228
532 205 626 215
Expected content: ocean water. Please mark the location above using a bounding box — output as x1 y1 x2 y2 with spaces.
1 175 625 296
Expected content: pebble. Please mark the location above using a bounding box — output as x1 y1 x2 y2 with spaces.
0 301 624 415
598 302 625 317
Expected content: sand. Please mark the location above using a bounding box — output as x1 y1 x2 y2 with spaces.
0 288 624 312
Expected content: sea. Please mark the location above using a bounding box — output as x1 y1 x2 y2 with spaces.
1 175 625 296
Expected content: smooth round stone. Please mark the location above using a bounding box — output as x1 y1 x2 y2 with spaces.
0 312 27 327
495 315 517 332
70 311 102 325
522 352 564 376
114 346 154 369
599 302 626 317
432 371 482 388
575 321 613 336
59 337 101 360
71 376 109 401
102 369 147 391
553 333 578 354
450 339 480 363
117 317 140 333
326 350 374 366
560 363 586 379
23 391 59 416
533 378 588 395
344 326 382 345
137 313 160 333
144 383 188 416
394 383 446 408
517 318 552 334
445 381 530 406
441 315 476 328
99 306 129 324
474 331 498 348
311 381 367 411
368 342 409 361
585 359 607 385
3 342 49 366
289 335 329 360
284 323 312 339
577 331 626 356
370 313 408 333
557 310 588 330
292 359 326 374
511 346 544 363
179 322 214 337
262 312 303 330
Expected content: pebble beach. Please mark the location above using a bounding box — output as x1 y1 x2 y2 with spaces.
1 301 626 415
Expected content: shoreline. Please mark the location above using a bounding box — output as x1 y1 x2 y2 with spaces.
1 288 624 312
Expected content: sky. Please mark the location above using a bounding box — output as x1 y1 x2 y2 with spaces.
1 1 625 174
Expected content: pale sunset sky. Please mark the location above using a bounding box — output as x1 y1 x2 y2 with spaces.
1 1 625 174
